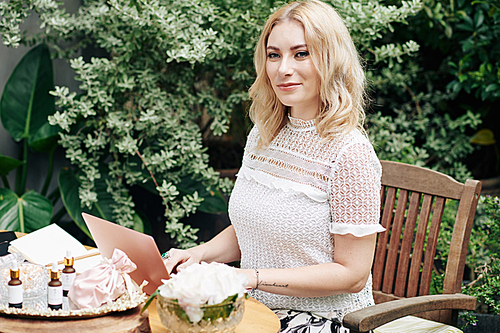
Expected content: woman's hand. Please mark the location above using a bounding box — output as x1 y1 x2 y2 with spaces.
162 226 242 275
163 248 202 274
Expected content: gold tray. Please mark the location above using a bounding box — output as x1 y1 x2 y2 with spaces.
0 291 147 320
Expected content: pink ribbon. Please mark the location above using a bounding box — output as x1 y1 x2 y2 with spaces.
68 248 137 310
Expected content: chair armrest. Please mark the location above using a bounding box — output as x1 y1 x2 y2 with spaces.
343 293 476 333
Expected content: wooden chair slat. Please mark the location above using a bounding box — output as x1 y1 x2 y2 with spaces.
443 180 481 294
418 197 445 296
394 192 421 297
373 186 396 291
382 189 408 294
407 194 433 297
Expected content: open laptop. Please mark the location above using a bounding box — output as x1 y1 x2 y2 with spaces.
82 213 170 295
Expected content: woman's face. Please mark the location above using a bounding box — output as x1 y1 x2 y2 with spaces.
266 20 320 120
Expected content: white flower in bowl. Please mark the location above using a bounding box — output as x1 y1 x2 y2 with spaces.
157 262 248 323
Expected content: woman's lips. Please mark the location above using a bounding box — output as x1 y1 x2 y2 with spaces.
277 83 301 91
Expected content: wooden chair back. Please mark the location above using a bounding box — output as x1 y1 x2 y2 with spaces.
372 161 482 323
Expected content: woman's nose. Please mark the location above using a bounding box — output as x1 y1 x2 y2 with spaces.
278 56 293 76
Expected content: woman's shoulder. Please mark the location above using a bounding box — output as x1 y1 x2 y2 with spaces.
244 125 260 149
324 128 375 158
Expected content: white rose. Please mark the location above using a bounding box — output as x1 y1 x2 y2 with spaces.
158 262 248 323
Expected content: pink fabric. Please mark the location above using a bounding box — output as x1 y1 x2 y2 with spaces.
68 248 137 309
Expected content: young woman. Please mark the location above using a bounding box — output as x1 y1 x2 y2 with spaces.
164 1 384 331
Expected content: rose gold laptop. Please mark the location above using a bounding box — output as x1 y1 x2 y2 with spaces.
82 213 170 295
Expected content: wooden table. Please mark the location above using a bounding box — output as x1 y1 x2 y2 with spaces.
1 230 280 332
149 297 280 333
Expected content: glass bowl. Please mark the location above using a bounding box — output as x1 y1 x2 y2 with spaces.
157 295 245 333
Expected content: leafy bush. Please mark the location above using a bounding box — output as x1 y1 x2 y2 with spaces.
461 196 500 323
383 0 500 179
433 195 500 325
1 0 427 247
2 0 487 247
419 0 500 102
367 91 482 182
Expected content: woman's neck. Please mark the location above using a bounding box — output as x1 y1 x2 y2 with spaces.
289 101 319 120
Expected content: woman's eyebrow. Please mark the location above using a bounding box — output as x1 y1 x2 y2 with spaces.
290 44 307 50
266 44 308 51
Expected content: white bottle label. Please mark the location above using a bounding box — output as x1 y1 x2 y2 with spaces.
48 285 63 305
8 284 23 304
62 272 76 291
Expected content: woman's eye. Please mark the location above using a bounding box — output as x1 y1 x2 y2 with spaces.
267 52 280 59
296 51 309 58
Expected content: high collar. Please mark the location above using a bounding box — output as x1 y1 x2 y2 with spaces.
287 115 316 130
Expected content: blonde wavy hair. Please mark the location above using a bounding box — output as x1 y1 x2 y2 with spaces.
248 0 367 147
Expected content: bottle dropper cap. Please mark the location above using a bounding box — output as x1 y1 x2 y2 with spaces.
11 261 18 271
50 261 60 279
64 249 74 266
10 261 19 279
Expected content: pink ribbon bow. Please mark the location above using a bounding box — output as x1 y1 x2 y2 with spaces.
68 248 137 310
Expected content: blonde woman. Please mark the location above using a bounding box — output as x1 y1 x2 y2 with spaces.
165 1 384 331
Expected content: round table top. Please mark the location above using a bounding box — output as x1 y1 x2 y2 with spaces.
149 297 280 333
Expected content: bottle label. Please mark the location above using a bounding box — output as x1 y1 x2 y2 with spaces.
8 284 23 304
62 272 76 292
48 285 63 305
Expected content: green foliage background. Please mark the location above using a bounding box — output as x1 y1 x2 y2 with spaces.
1 0 498 247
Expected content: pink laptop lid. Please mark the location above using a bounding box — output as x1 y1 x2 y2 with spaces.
82 213 170 295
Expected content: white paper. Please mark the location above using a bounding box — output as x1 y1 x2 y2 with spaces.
8 224 89 266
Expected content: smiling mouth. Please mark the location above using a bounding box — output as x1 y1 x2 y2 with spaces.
277 83 301 91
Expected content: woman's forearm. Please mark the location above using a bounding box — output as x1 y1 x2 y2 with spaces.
242 233 377 297
191 225 241 264
242 262 366 297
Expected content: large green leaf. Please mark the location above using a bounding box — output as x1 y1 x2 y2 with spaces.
29 122 61 153
0 188 52 233
0 44 55 143
58 168 115 238
0 155 23 177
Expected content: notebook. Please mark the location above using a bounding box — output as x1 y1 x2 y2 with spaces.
8 224 101 272
82 213 170 295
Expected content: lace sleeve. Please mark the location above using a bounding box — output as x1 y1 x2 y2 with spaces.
329 142 385 237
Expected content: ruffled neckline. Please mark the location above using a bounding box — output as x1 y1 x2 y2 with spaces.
287 115 316 130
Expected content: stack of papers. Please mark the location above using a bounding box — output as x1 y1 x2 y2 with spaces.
8 224 102 272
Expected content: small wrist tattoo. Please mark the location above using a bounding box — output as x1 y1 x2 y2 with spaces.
260 282 289 288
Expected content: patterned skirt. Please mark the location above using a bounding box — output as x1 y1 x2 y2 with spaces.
273 309 348 333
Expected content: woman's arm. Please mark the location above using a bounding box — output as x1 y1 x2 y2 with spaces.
240 233 377 296
164 225 241 273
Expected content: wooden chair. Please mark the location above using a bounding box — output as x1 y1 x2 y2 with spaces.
343 160 482 333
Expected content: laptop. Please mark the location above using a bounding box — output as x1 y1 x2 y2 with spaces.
82 213 170 295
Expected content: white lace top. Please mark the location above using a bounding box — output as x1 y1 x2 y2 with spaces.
228 116 385 322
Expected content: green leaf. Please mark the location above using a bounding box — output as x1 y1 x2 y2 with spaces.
0 188 52 233
177 176 227 214
0 155 23 177
58 167 114 238
29 122 61 153
132 213 145 233
471 129 496 145
140 289 159 314
0 44 55 143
